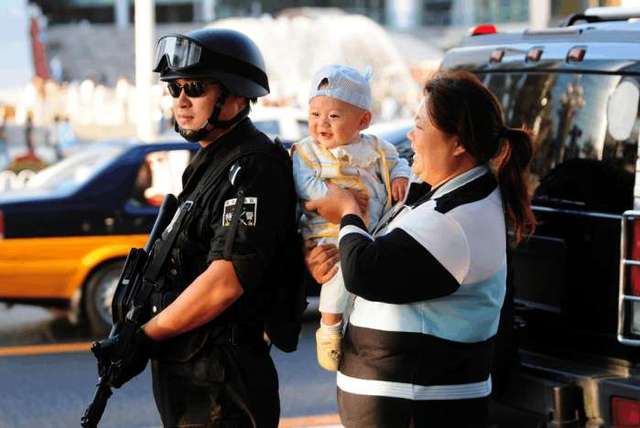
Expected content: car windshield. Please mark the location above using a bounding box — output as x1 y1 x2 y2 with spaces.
480 71 640 212
26 144 126 193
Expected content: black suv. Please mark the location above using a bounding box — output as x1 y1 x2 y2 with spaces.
442 7 640 427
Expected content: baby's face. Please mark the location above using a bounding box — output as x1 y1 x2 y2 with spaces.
308 96 370 149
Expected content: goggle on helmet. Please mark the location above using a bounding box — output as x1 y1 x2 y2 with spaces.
153 31 269 99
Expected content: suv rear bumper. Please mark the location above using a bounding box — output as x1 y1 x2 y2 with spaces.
497 350 639 427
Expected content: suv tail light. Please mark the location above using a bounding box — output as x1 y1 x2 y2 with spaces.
612 397 640 427
620 212 640 342
627 220 640 336
631 221 640 296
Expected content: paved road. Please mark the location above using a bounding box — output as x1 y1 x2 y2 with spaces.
0 305 337 428
0 305 540 428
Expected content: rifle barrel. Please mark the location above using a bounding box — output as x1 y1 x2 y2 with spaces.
144 194 178 253
81 378 112 428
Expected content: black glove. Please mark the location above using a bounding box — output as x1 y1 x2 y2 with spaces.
109 328 156 388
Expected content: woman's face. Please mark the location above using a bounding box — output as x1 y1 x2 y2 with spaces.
408 97 463 186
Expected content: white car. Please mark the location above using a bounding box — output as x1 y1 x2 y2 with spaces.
368 119 414 164
250 106 309 147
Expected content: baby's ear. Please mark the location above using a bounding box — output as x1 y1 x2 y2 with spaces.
359 111 372 130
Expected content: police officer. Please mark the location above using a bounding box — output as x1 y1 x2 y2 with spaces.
115 28 297 427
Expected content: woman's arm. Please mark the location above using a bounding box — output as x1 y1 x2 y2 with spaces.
305 184 463 304
338 214 462 304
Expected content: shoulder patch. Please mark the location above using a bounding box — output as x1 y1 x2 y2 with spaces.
222 197 258 227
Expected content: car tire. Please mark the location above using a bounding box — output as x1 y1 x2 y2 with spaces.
84 260 124 337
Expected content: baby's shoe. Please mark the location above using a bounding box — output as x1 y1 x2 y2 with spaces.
316 327 342 372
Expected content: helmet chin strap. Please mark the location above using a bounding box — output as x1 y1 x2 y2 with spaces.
175 89 252 143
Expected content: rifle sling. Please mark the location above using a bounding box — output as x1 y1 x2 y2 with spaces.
143 201 192 283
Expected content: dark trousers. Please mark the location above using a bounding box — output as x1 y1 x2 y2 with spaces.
151 341 279 428
338 389 489 428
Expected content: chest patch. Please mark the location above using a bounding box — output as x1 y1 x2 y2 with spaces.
222 197 258 227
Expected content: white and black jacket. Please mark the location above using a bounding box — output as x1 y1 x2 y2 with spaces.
337 165 507 401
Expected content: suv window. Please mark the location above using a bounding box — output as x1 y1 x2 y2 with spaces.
481 72 639 213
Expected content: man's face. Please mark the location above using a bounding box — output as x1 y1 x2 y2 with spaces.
308 96 370 149
170 79 247 145
171 79 220 131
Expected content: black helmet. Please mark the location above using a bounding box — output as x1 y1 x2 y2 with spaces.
153 28 269 98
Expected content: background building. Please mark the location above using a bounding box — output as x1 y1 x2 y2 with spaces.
31 0 622 27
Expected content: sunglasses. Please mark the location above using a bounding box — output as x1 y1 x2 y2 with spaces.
167 81 211 98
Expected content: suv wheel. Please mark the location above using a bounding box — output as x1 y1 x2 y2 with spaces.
84 260 123 336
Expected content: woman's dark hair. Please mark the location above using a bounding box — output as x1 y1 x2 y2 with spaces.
424 70 535 244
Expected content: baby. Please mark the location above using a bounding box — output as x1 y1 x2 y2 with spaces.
292 64 411 371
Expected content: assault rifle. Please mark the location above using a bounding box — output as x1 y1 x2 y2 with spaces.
81 194 178 428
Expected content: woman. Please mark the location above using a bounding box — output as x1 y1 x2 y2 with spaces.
305 70 535 427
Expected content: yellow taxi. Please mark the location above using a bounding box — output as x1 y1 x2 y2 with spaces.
0 140 196 335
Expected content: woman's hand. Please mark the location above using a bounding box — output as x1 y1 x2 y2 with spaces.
304 240 339 284
350 187 370 214
305 183 365 224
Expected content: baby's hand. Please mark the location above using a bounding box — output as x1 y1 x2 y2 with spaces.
391 177 409 203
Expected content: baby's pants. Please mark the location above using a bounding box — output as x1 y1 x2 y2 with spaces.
317 237 352 315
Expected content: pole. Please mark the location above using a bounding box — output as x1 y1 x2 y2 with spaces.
194 0 216 23
115 0 129 30
385 0 420 30
203 0 216 22
451 0 475 26
135 0 155 142
529 0 550 30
